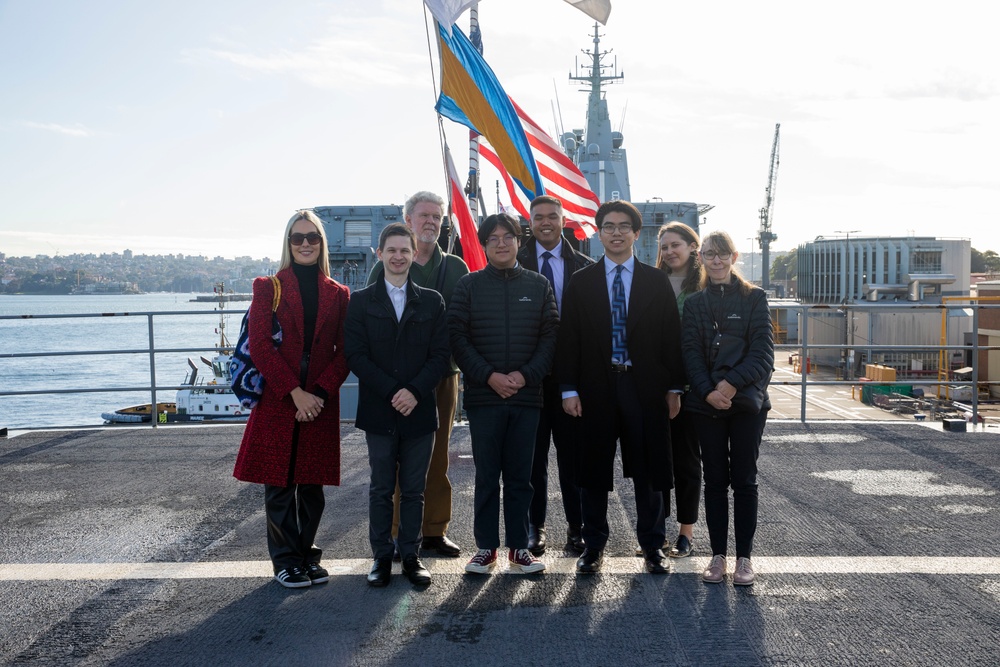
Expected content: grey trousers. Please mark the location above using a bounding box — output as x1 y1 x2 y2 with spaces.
366 431 434 559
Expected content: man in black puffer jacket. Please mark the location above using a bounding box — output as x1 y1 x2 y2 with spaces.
448 213 559 575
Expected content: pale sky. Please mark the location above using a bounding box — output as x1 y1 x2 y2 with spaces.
1 0 998 261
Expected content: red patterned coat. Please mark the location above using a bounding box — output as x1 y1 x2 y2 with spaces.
233 267 350 486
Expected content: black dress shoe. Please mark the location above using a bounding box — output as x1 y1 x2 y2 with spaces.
669 534 693 558
367 557 392 587
527 525 547 556
576 548 603 574
421 535 461 557
644 548 670 574
401 554 432 586
565 525 585 555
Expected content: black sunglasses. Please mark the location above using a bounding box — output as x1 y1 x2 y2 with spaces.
289 232 322 246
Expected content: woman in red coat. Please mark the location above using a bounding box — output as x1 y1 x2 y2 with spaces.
233 210 350 588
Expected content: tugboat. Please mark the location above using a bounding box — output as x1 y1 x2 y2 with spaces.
102 283 249 424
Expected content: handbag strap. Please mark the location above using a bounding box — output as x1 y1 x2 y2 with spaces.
269 275 281 312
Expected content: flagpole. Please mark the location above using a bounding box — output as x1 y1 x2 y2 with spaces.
466 3 482 224
423 4 460 253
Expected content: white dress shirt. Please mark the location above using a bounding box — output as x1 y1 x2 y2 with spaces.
384 279 407 322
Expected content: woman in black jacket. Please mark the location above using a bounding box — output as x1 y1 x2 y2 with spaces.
681 231 773 586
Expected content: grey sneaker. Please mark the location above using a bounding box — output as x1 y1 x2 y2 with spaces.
702 555 726 584
733 557 755 586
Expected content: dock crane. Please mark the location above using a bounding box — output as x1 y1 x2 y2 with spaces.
758 123 780 289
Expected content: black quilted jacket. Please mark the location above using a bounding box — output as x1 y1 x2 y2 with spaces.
682 276 774 416
447 263 559 408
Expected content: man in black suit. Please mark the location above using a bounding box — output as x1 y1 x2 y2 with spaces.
555 199 683 575
345 224 452 587
517 195 593 556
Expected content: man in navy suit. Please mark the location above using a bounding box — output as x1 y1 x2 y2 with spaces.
517 195 593 556
555 199 684 575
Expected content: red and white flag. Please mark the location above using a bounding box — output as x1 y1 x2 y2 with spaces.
445 145 487 271
480 99 600 240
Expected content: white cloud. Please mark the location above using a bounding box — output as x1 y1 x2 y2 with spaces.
181 14 428 91
22 121 96 138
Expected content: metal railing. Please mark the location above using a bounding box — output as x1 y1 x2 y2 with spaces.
1 302 998 430
771 302 1000 423
0 309 358 431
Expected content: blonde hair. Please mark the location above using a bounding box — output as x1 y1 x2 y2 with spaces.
278 210 330 277
699 230 753 295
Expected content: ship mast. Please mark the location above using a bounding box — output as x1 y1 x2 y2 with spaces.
568 24 629 202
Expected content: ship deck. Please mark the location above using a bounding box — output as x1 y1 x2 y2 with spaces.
1 421 998 666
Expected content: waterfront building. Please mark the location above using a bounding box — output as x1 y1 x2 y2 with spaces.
797 236 970 304
793 236 974 382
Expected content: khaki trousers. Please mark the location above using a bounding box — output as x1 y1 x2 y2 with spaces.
393 373 458 538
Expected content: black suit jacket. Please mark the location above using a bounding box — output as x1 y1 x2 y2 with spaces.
555 256 683 491
344 274 451 438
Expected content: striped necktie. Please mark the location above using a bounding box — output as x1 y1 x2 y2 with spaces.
611 264 629 364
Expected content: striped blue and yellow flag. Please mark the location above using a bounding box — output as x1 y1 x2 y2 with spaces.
435 22 543 200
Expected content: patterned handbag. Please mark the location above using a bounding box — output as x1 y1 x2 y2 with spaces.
230 275 283 410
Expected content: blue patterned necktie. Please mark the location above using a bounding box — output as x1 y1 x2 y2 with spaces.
611 264 629 364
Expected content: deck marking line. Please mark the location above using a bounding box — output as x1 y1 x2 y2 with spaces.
2 557 1000 581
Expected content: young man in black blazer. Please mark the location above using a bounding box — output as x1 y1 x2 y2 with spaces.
555 200 684 575
345 224 452 587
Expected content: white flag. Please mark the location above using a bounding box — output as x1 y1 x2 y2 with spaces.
423 0 479 33
562 0 612 24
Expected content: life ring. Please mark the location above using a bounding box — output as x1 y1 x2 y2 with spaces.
234 410 242 416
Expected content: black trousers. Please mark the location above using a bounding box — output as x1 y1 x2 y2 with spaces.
580 371 667 552
669 407 702 525
264 483 325 572
466 404 540 550
691 409 768 559
529 378 583 529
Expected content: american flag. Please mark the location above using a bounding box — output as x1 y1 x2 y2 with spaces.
480 99 599 240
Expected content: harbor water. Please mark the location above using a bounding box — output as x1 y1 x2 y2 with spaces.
0 293 243 429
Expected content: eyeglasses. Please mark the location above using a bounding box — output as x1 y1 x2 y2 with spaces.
601 223 634 235
486 234 516 247
701 250 732 260
289 232 322 246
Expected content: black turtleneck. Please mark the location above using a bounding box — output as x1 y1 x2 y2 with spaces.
292 262 319 355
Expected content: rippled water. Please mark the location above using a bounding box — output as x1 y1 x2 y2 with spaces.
0 294 244 429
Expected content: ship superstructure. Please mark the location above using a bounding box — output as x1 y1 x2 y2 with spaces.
562 25 712 263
